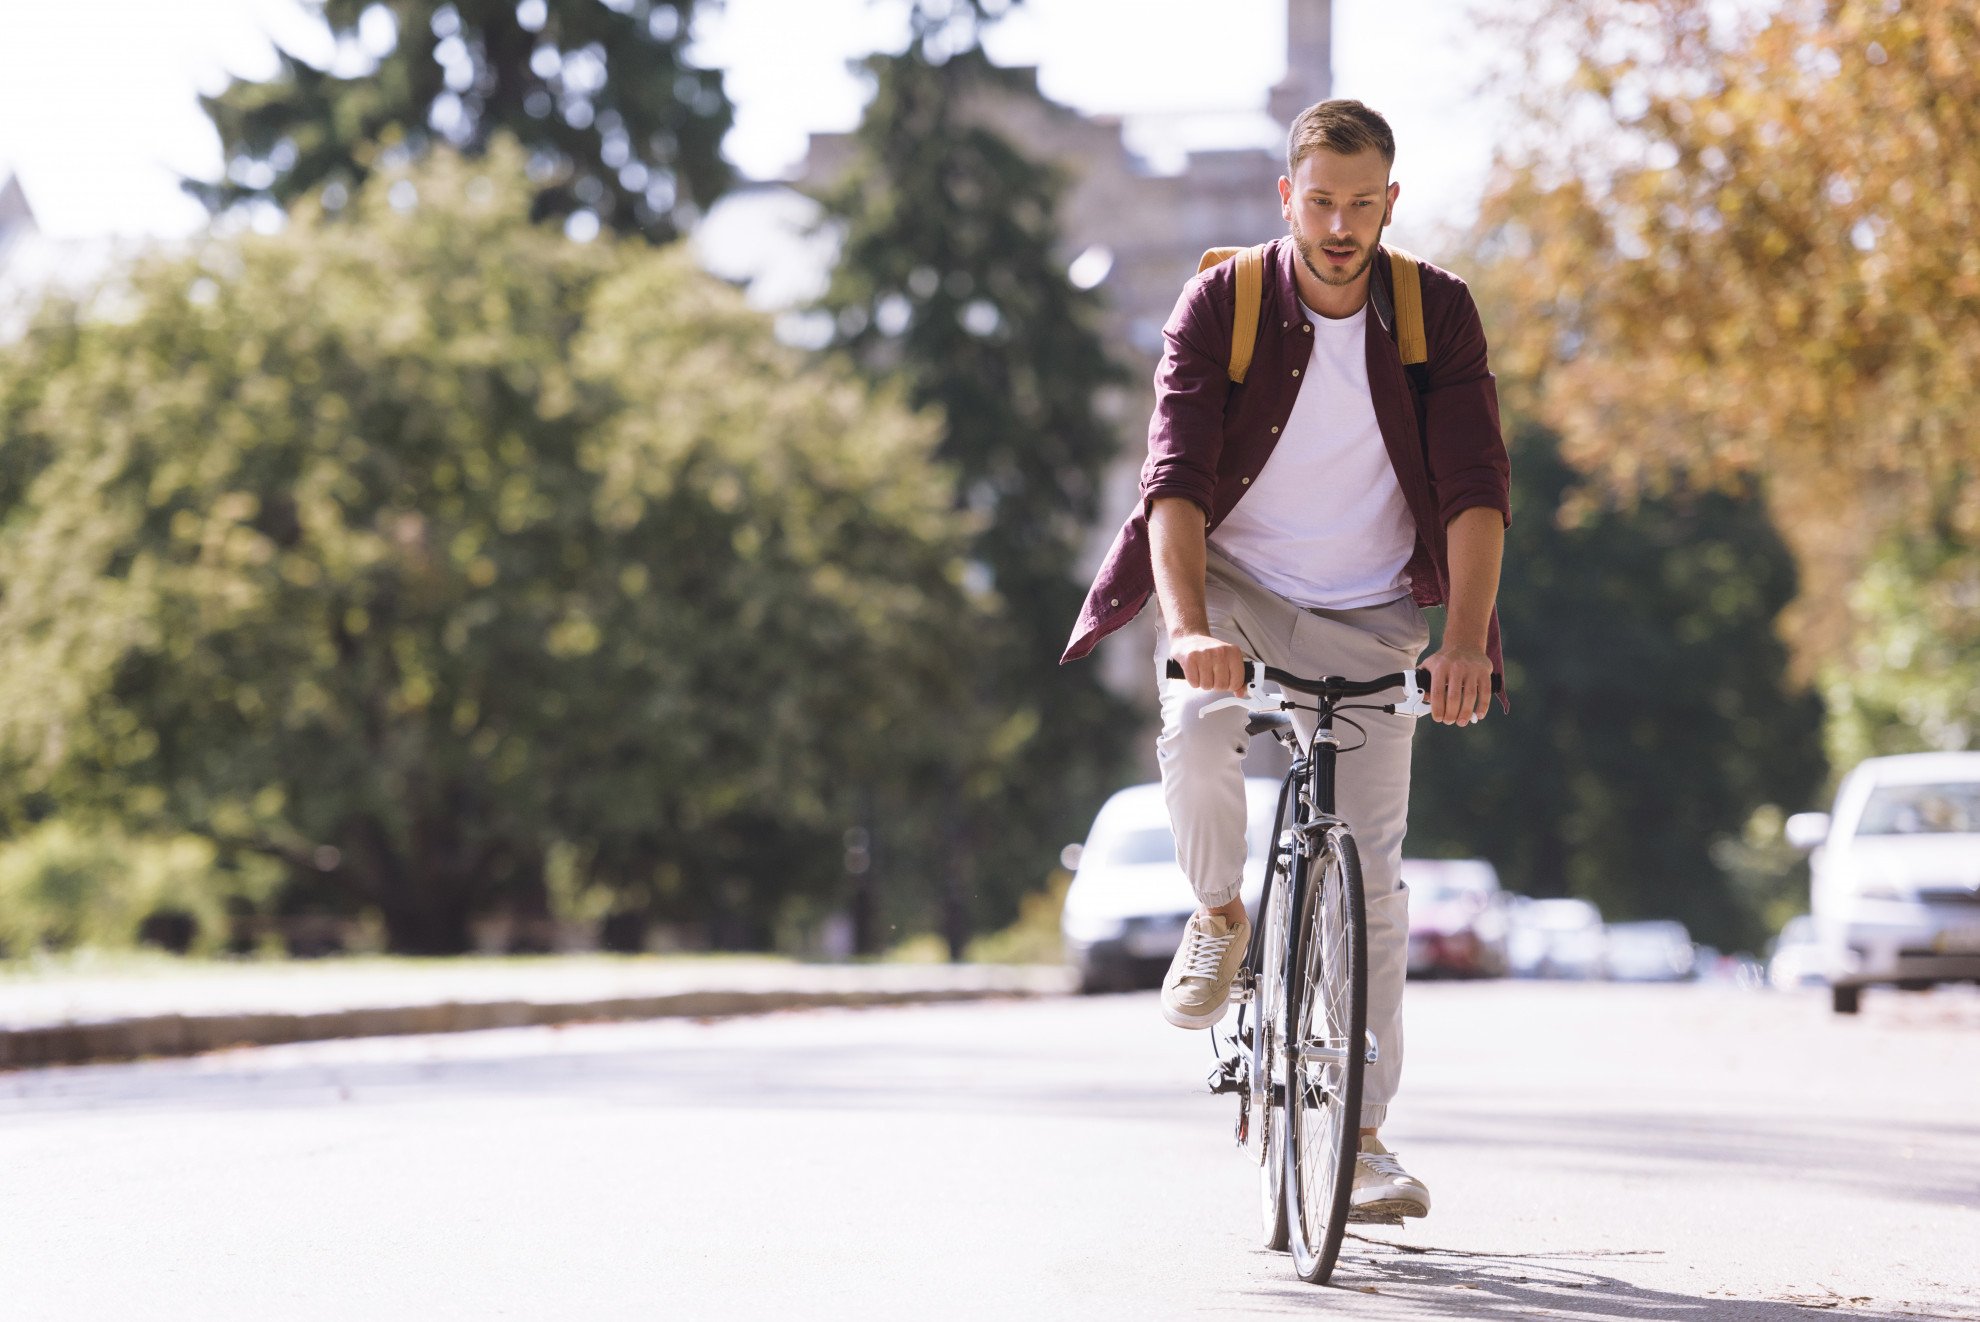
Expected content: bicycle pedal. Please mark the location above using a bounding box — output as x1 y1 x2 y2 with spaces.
1205 1057 1245 1096
1346 1211 1406 1227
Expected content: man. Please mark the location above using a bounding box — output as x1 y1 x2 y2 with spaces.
1060 100 1509 1221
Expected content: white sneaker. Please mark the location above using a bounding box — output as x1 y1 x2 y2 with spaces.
1160 911 1249 1029
1350 1134 1431 1221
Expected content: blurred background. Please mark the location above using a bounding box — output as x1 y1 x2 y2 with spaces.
0 0 1973 1001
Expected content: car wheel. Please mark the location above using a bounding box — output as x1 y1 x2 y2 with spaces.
1831 984 1861 1015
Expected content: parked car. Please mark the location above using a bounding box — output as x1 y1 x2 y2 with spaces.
1766 914 1828 990
1404 858 1510 978
1506 896 1606 979
1603 919 1696 982
1786 751 1980 1014
1060 779 1282 992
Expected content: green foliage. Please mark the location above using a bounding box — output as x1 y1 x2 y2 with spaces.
188 0 732 243
811 5 1133 953
0 139 979 953
0 821 281 958
1821 524 1980 771
962 872 1070 965
1480 0 1980 771
1406 422 1827 951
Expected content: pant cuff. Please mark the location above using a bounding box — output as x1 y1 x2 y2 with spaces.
1195 875 1244 908
1359 1102 1388 1130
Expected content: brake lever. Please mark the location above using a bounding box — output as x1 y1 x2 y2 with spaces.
1391 668 1432 718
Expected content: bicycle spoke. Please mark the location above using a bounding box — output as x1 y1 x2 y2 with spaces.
1286 833 1367 1286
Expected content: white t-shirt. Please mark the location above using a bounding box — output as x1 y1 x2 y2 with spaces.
1208 300 1416 610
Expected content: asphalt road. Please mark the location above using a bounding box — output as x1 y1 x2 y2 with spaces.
1 979 1975 1321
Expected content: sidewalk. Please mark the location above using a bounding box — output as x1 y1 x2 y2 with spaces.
0 954 1077 1070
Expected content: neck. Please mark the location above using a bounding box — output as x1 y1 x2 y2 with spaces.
1293 246 1377 321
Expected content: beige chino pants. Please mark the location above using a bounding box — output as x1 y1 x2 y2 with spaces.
1154 540 1427 1128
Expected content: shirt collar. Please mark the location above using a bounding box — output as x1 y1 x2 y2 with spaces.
1271 235 1398 339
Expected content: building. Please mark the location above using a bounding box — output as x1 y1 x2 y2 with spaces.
796 1 1335 700
0 171 131 341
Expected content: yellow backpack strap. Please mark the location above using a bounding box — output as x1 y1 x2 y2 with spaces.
1195 244 1267 384
1387 246 1428 368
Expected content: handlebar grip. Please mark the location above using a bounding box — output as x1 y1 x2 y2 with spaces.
1164 658 1257 683
1165 659 1504 693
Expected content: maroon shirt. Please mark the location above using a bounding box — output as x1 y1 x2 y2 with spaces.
1062 236 1511 703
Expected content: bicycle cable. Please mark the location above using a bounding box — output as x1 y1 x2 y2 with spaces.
1271 701 1373 754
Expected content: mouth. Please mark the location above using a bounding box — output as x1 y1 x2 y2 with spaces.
1319 244 1358 266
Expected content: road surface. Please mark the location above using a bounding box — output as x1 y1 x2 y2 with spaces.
1 979 1975 1320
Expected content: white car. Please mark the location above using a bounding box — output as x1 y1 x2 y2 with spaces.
1506 896 1606 979
1060 779 1281 992
1786 751 1980 1014
1766 914 1827 990
1603 919 1696 982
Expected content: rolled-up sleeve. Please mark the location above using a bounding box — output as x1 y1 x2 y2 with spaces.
1421 284 1511 530
1139 275 1231 522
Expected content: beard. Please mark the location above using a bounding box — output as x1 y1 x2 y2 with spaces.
1290 213 1385 287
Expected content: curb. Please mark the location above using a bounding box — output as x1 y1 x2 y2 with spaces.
0 984 1064 1071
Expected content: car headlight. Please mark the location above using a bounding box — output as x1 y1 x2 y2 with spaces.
1062 912 1128 943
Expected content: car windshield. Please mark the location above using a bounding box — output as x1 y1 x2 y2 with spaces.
1857 782 1980 836
1091 818 1268 866
1526 901 1598 930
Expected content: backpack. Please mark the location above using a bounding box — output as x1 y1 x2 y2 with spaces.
1195 243 1429 389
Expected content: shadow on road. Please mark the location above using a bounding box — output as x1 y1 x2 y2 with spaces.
1234 1235 1979 1321
1407 1107 1980 1212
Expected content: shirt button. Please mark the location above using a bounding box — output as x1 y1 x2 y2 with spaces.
1270 426 1280 434
1281 321 1288 328
1302 324 1311 333
1241 477 1251 485
1291 368 1300 377
1109 598 1119 607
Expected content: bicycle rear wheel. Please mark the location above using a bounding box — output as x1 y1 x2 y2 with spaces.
1284 827 1367 1285
1251 852 1293 1250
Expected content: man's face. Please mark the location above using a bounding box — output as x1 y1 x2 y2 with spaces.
1278 148 1398 288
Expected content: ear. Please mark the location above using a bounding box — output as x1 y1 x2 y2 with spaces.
1383 180 1400 227
1278 175 1293 220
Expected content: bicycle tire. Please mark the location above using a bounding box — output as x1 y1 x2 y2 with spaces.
1252 852 1293 1251
1285 827 1368 1285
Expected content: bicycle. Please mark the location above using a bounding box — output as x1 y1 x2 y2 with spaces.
1170 655 1498 1285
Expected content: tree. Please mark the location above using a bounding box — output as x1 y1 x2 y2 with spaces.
0 140 978 953
1477 0 1980 731
1406 419 1826 951
809 1 1134 954
187 0 731 243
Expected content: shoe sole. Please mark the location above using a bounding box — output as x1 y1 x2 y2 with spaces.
1349 1195 1429 1220
1161 998 1230 1029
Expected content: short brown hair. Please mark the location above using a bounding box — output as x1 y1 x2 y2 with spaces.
1286 99 1396 175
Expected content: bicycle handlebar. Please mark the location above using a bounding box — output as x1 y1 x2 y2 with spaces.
1163 658 1503 699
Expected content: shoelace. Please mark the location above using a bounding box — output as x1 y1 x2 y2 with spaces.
1358 1149 1414 1184
1180 927 1237 981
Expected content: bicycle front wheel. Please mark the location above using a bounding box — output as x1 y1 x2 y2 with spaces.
1251 852 1293 1251
1284 826 1368 1285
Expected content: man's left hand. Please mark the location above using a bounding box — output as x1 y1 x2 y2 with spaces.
1421 645 1493 726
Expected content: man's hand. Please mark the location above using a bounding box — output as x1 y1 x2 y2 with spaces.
1171 632 1249 696
1421 645 1493 726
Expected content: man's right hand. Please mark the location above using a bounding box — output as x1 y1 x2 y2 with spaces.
1170 632 1249 696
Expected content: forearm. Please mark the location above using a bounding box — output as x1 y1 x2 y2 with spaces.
1148 497 1211 639
1442 506 1505 652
